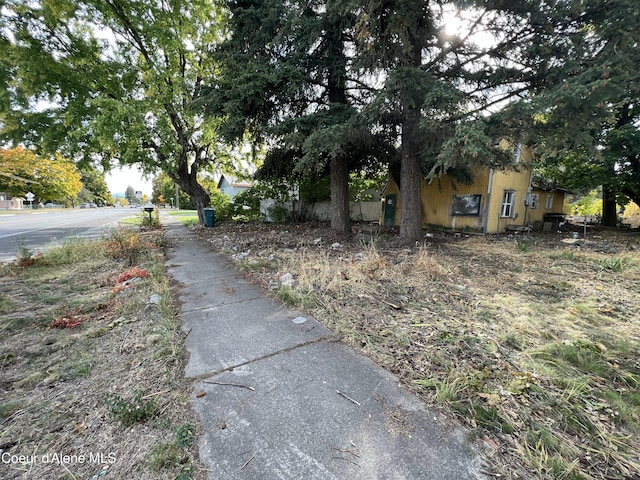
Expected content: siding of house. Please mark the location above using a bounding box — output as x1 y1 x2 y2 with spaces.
421 169 491 232
486 168 533 233
526 190 566 225
217 175 252 200
379 143 560 234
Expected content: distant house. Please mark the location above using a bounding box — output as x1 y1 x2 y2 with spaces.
217 175 253 200
0 192 24 209
380 146 569 234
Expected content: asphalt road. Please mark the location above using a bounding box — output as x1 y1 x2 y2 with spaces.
0 207 139 263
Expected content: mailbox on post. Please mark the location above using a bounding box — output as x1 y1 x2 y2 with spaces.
143 206 154 224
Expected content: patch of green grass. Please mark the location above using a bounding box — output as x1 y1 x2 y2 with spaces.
148 442 183 470
598 256 635 272
175 423 196 448
167 210 199 226
526 422 562 454
30 291 66 305
64 360 91 379
166 210 197 216
181 217 200 227
515 238 534 252
147 425 195 475
600 390 640 431
532 340 612 379
119 215 142 226
237 257 278 273
0 400 24 419
277 286 318 310
0 294 14 314
104 391 157 427
41 238 102 265
472 405 514 434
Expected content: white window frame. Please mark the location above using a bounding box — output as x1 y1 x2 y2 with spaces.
501 191 516 218
545 195 553 210
530 193 539 209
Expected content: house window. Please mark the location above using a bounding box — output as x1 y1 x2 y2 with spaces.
529 193 539 209
514 144 522 164
545 195 553 209
501 191 515 218
452 194 482 216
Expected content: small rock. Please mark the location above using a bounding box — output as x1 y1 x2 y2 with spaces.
292 316 307 324
313 238 322 245
331 242 341 249
149 294 162 304
232 252 249 262
122 276 143 287
279 272 296 287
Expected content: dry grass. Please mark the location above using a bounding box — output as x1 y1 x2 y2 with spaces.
198 222 640 480
0 229 201 480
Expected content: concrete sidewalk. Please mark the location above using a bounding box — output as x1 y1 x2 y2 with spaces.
164 217 487 480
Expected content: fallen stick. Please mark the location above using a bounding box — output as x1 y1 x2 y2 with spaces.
141 389 172 400
336 390 361 406
204 381 256 391
240 454 255 470
331 456 361 468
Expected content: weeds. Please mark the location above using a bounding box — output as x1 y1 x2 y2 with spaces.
598 256 634 272
198 224 640 480
515 238 534 252
104 391 158 426
147 424 196 475
104 227 145 265
0 400 24 419
175 423 196 448
140 208 161 230
16 238 42 266
0 293 13 314
0 222 201 479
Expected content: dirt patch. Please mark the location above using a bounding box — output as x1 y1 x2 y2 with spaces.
0 230 202 480
195 221 640 479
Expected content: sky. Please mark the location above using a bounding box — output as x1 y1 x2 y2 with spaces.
105 165 154 197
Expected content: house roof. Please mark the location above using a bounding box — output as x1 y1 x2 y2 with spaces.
217 174 253 189
531 181 572 194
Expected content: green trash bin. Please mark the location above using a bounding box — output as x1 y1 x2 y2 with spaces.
203 208 215 227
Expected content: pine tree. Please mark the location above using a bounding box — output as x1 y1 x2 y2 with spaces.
208 0 394 233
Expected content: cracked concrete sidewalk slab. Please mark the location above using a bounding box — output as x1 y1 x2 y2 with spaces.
193 340 485 480
181 297 331 377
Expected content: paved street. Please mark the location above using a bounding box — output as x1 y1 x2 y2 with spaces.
0 208 138 263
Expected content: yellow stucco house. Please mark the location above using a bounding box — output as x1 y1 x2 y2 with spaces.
380 146 569 234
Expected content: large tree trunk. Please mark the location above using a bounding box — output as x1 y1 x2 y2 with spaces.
399 109 423 241
171 155 211 224
325 1 351 234
330 156 350 233
399 36 424 241
601 184 617 227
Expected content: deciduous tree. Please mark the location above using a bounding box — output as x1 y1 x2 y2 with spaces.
0 147 82 203
0 0 231 223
